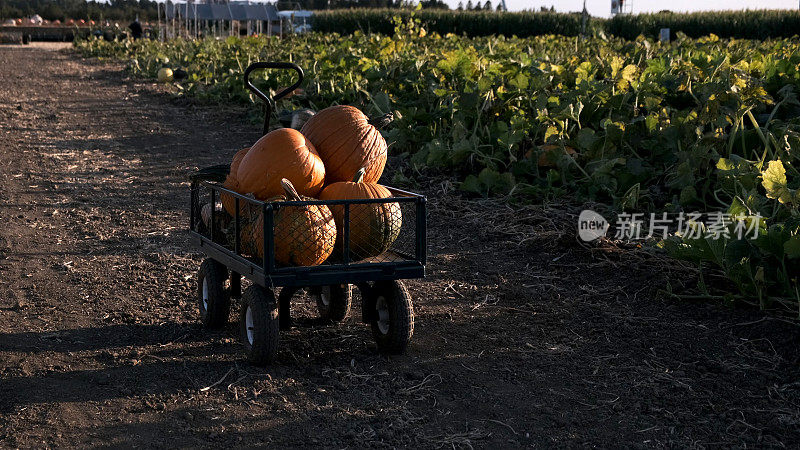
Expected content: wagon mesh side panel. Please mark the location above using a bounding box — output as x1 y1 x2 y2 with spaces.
194 182 423 270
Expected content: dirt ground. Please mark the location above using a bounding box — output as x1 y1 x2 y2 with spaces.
2 43 800 448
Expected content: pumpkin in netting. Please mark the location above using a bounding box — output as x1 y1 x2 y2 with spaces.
300 105 392 184
237 128 325 200
221 147 250 216
318 168 401 261
247 179 336 267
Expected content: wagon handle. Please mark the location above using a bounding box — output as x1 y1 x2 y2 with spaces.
244 62 304 136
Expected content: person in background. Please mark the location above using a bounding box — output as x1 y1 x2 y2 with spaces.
128 17 142 40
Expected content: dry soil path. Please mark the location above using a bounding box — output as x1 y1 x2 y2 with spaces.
1 43 800 448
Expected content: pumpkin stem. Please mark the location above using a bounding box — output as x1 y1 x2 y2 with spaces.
367 112 394 129
352 168 366 183
280 178 302 201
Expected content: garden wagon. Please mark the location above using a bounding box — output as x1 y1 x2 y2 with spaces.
189 62 427 366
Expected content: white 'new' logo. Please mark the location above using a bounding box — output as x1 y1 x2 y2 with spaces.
578 210 609 242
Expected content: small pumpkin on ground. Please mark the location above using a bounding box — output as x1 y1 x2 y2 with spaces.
221 147 250 217
319 168 402 261
246 179 337 267
300 105 392 184
526 144 578 168
157 67 173 83
237 128 325 200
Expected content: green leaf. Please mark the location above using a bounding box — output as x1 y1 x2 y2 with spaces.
727 197 749 218
724 239 753 267
574 128 598 151
544 126 559 142
645 114 658 132
761 160 793 204
510 73 529 90
609 56 624 78
460 175 482 195
620 183 640 210
478 168 500 189
371 92 392 114
617 64 638 90
680 186 698 205
755 224 790 258
716 158 736 171
785 235 800 259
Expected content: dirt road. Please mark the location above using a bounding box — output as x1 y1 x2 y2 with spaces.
1 43 800 448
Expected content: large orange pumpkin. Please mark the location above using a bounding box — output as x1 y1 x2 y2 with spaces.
221 147 250 216
318 168 401 261
300 105 391 184
237 128 325 200
247 179 336 267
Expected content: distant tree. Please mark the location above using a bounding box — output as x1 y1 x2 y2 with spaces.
466 0 473 10
496 3 503 11
0 0 161 21
40 3 64 21
457 1 463 10
419 0 449 9
483 1 492 10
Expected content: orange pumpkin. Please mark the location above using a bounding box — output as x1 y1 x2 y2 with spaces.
237 128 325 200
247 179 336 267
318 168 401 261
526 144 578 168
300 105 391 184
221 147 250 216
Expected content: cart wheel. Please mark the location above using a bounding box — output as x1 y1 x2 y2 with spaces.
311 284 352 322
370 280 414 354
197 258 230 329
240 286 280 366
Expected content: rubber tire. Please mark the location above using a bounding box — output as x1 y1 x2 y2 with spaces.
197 258 230 329
370 280 414 354
240 286 280 366
312 284 352 322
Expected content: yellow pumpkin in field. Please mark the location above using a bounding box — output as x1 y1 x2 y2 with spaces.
157 67 173 83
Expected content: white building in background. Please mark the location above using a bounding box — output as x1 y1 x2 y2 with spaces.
277 10 313 34
162 1 283 38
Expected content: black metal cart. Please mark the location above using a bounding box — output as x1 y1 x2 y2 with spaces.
189 62 426 366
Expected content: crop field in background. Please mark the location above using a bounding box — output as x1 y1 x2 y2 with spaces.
308 8 800 40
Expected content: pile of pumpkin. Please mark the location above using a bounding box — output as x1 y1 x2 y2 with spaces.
205 105 402 267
